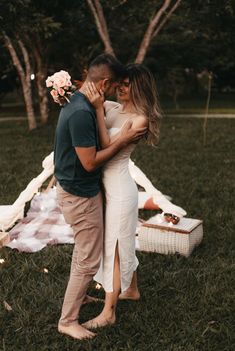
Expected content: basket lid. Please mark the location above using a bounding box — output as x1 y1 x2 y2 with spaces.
142 215 202 234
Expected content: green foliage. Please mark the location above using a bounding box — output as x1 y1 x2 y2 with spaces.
0 0 61 36
1 0 235 101
0 117 235 350
146 0 235 94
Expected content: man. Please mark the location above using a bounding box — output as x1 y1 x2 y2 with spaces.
54 54 146 340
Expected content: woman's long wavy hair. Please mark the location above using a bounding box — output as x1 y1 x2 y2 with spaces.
126 64 162 145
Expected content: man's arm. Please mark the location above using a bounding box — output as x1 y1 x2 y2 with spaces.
76 142 122 172
76 121 146 172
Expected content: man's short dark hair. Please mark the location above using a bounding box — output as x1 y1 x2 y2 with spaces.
88 53 126 82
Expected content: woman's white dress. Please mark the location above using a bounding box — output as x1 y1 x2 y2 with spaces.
94 101 139 292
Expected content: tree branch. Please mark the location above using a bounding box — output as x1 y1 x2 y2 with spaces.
86 0 115 55
152 0 182 39
135 0 172 63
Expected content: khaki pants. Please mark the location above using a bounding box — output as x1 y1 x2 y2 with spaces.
56 183 103 326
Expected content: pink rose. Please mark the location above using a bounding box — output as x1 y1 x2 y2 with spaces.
53 83 59 90
46 77 53 87
47 70 73 105
50 89 59 98
53 78 66 88
58 87 65 96
52 71 71 88
60 70 71 81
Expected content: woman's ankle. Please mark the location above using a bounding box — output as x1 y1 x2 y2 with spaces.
101 307 116 320
118 288 140 300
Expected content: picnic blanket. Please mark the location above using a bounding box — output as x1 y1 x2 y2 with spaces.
6 188 146 252
7 188 73 252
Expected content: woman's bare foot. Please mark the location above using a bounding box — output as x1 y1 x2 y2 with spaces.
58 323 96 340
118 289 140 301
82 295 104 305
82 312 116 329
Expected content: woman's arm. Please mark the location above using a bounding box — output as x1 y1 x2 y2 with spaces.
86 82 111 149
109 116 148 144
96 105 111 149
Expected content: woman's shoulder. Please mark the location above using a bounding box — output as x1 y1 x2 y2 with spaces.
131 114 148 128
104 100 121 113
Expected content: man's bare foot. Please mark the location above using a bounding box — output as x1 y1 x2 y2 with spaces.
82 313 116 329
58 323 96 340
82 295 104 305
118 289 140 301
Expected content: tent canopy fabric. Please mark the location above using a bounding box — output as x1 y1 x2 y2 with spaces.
0 152 186 232
0 153 54 231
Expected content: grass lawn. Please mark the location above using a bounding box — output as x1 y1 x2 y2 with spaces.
161 93 235 115
0 116 234 351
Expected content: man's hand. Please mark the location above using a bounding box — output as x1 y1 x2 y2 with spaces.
120 120 147 145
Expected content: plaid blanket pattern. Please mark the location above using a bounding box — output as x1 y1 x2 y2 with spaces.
6 189 150 253
7 189 74 252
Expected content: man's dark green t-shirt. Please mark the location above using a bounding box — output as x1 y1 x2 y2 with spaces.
54 91 102 197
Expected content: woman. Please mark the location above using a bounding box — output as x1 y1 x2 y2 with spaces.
83 64 161 329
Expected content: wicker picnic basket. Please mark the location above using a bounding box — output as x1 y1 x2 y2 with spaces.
137 215 203 257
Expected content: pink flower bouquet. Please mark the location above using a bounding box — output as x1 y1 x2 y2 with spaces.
46 70 76 105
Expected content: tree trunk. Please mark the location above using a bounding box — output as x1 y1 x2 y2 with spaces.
33 46 49 124
86 0 115 56
173 90 179 110
37 76 49 124
18 39 37 130
3 34 37 130
21 84 36 129
203 73 212 146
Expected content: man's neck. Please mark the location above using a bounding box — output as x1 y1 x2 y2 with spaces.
79 81 89 95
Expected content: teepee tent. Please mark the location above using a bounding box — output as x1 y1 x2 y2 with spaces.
0 153 54 232
0 152 186 252
0 152 186 233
